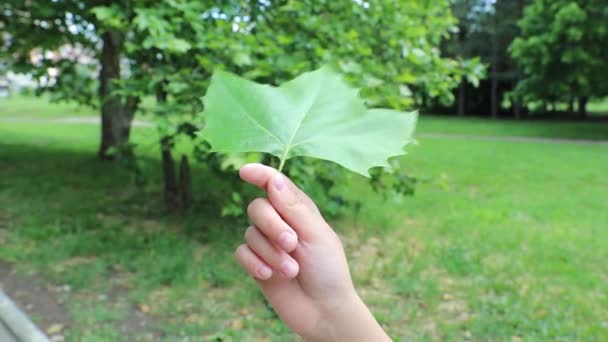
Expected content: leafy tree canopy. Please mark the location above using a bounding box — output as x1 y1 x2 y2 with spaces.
510 0 608 111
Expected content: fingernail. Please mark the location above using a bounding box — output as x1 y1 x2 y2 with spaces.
278 231 297 250
256 265 272 280
273 173 285 191
280 260 299 278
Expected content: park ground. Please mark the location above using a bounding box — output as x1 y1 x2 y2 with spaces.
1 96 607 341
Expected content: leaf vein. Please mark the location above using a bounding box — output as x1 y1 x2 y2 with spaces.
217 78 283 146
280 74 324 163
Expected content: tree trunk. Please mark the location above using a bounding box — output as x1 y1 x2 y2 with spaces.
491 78 498 118
98 31 138 159
513 103 521 119
156 87 179 211
458 81 465 116
161 136 179 211
457 15 467 117
514 0 525 119
578 96 588 118
420 90 427 109
490 9 499 119
179 155 192 209
512 81 521 119
568 97 575 115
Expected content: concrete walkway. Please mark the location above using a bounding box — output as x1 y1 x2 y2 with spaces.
0 290 49 342
418 132 608 146
0 116 152 127
0 320 18 342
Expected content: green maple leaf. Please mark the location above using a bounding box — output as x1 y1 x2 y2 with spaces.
200 66 417 176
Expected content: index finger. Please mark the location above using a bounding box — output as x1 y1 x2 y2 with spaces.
239 163 327 242
239 164 319 215
239 163 278 190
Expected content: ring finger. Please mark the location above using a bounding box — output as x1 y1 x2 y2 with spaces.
245 225 300 278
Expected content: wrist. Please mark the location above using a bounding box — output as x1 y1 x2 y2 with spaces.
309 291 391 342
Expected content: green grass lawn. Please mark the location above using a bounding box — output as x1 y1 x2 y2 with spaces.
417 115 608 140
588 97 608 114
0 95 97 118
1 98 607 341
3 95 607 140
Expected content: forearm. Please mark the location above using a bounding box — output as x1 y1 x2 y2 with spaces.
310 292 391 342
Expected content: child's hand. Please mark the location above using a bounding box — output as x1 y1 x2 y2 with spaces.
235 163 390 341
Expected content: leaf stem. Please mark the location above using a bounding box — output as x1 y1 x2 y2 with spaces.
278 145 290 172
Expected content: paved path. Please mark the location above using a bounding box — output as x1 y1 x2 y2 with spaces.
1 116 608 146
0 116 152 127
418 132 608 146
0 290 49 342
0 320 18 342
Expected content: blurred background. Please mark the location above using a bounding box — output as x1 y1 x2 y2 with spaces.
0 0 606 341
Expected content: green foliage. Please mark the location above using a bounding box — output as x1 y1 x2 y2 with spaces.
510 0 608 105
0 0 99 104
1 1 486 211
91 5 129 30
1 0 483 115
231 0 483 108
442 0 527 116
201 67 417 176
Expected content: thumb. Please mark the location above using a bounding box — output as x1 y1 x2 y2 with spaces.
267 172 328 243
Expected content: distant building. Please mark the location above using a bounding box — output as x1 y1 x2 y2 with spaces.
0 43 96 97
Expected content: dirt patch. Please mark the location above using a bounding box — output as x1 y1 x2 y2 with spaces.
0 262 162 341
106 275 160 341
0 262 70 340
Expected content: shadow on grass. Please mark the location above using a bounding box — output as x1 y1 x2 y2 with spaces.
0 143 250 291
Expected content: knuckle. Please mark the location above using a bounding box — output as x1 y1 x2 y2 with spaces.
244 225 256 241
284 191 304 210
234 244 247 259
304 197 321 215
246 198 266 217
246 200 258 217
282 254 294 266
270 221 285 237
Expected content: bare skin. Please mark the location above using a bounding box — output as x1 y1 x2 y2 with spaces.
235 163 391 341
